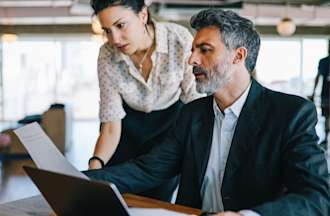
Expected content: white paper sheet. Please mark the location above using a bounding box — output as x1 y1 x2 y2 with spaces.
14 123 190 216
128 208 187 216
14 122 88 179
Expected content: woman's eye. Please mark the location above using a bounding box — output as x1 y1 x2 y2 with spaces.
103 28 111 34
117 23 126 29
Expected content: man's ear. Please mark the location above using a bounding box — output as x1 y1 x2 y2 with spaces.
138 7 149 25
233 47 247 64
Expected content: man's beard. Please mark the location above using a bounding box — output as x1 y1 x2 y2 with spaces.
193 58 232 94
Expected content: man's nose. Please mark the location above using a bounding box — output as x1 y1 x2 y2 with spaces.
188 52 201 66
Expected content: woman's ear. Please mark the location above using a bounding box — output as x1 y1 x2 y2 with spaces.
138 6 149 25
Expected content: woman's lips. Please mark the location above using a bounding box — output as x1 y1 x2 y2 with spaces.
117 44 129 51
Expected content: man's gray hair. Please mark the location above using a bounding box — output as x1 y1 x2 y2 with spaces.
190 8 260 73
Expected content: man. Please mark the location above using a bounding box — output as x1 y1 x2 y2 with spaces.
86 9 330 215
310 42 330 150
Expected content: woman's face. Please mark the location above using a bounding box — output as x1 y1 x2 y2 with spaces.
98 5 148 55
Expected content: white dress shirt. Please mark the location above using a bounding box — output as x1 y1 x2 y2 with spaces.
201 83 260 216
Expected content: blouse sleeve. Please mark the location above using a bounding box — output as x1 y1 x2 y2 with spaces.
98 46 126 122
179 29 205 104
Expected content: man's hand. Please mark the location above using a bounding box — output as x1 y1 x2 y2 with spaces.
0 134 10 148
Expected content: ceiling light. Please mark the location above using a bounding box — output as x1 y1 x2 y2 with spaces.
1 34 18 43
276 17 296 37
0 0 72 7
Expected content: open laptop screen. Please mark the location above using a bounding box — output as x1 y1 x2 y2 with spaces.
23 166 130 216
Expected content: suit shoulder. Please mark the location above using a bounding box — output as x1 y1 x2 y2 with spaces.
319 56 329 63
319 56 329 68
174 96 212 126
180 96 213 114
264 88 315 114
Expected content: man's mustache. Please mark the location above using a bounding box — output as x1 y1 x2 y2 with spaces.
193 66 208 75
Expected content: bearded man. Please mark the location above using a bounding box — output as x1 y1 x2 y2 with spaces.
85 8 330 216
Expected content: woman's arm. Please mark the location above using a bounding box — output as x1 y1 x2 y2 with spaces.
89 121 122 169
91 44 126 169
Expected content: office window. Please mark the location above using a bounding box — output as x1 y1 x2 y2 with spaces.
257 39 301 95
1 35 103 121
1 35 328 121
302 39 328 97
256 37 328 96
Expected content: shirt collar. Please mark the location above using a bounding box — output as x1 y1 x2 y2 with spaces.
213 99 224 118
213 82 252 118
154 22 168 54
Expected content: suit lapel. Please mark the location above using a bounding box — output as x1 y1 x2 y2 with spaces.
191 96 215 189
221 80 264 194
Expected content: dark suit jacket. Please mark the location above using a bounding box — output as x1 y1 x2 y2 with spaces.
86 80 330 215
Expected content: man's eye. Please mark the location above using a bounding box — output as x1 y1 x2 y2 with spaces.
201 48 210 53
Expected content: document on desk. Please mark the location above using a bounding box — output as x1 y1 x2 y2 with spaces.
128 208 187 216
14 122 88 179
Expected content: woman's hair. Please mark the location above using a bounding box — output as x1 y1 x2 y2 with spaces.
90 0 152 24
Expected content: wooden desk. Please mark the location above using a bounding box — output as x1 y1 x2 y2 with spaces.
0 194 201 216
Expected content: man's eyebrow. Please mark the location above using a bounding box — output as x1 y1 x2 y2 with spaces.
196 43 214 48
191 43 214 52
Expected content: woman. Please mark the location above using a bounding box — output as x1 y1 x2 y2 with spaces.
88 0 204 201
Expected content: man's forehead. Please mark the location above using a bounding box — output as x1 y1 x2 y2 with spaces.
193 26 221 46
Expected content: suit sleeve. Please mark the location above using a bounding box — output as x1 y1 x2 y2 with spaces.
83 107 189 194
253 101 330 216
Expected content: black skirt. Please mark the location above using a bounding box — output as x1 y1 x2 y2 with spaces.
106 100 183 201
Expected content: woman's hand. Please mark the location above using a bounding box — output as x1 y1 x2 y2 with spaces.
90 121 122 170
88 159 103 170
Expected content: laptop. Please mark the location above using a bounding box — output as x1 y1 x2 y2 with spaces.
23 166 130 216
18 124 186 216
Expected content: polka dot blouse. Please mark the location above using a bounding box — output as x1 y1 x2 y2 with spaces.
97 22 204 122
